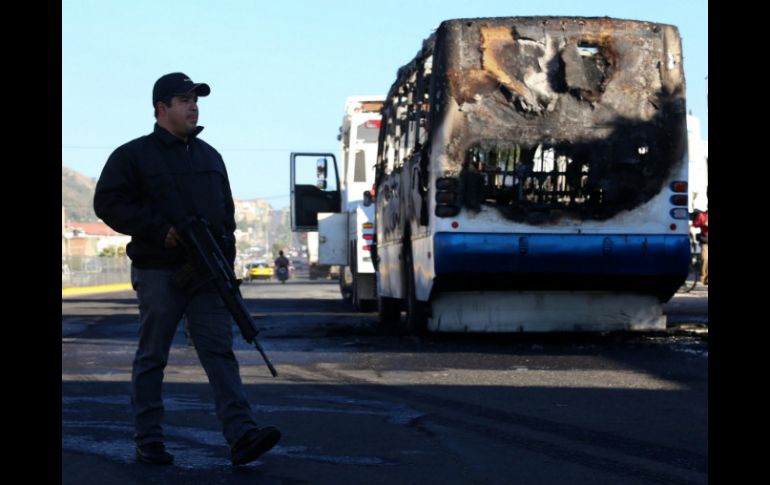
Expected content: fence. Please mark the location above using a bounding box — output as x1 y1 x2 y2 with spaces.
62 255 131 288
62 255 315 289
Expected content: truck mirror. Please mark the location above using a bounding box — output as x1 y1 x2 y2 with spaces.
363 191 373 206
316 179 327 190
316 159 327 179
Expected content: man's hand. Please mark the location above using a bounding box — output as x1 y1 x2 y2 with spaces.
164 227 181 248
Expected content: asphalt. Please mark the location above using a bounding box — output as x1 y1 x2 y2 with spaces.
63 281 708 327
662 283 709 325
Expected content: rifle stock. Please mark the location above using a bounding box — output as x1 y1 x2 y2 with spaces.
180 216 278 377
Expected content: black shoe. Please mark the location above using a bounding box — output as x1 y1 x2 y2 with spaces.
231 426 281 465
136 442 173 465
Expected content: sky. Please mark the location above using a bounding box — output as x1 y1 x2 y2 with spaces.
62 0 708 209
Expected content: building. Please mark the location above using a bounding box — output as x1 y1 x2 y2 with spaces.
234 199 274 247
64 222 131 257
686 115 708 212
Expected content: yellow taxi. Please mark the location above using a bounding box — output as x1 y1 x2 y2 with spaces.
244 260 274 281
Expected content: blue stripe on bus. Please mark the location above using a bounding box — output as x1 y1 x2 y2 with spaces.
433 233 690 276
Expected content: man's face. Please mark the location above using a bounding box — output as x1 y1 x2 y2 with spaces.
159 93 199 139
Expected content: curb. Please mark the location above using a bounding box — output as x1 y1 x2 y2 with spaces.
62 283 133 297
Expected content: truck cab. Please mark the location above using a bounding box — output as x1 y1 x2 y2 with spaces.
290 96 385 309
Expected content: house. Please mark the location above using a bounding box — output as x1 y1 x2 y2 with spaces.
64 222 131 256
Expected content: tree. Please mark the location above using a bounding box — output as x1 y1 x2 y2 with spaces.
99 247 116 257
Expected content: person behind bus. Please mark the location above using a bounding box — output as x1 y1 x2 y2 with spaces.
93 72 281 466
692 207 708 285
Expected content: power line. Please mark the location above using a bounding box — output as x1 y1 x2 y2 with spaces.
63 194 288 208
63 145 334 153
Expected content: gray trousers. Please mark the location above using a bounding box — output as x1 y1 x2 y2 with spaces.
130 266 258 447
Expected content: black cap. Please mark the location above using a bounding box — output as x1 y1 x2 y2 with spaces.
152 72 211 107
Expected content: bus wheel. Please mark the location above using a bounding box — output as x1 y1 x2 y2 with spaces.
405 248 428 335
378 296 401 325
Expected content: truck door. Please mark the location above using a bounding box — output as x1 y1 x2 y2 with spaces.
290 153 341 231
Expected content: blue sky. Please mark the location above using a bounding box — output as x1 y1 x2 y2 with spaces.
62 0 708 208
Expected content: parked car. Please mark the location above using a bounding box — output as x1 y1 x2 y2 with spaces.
244 260 273 281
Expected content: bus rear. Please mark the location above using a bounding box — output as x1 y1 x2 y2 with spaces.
374 17 690 332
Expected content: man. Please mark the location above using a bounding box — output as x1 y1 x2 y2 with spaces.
274 251 289 270
693 208 708 285
274 251 290 282
94 72 281 466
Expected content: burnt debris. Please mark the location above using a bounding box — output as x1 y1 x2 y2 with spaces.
378 16 687 225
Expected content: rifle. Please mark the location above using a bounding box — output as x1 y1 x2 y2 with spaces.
177 216 278 377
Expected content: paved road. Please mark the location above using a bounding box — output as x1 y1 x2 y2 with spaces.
62 279 708 484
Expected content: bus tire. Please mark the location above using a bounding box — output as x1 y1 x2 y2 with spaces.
378 296 401 325
405 247 428 335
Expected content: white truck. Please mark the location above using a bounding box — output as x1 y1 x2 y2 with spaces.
290 96 385 309
305 231 339 280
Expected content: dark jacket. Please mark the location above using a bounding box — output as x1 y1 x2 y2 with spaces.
94 124 236 269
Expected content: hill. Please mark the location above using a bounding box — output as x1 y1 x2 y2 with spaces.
62 166 99 223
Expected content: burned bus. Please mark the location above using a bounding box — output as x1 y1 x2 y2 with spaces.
372 17 690 333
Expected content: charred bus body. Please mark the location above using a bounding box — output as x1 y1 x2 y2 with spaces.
373 17 690 333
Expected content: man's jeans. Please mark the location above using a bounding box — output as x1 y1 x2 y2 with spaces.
130 266 258 447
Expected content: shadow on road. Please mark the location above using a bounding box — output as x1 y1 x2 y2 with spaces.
62 378 707 485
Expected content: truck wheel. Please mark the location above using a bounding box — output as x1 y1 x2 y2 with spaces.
341 245 354 301
352 276 360 309
340 272 353 301
353 279 377 312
